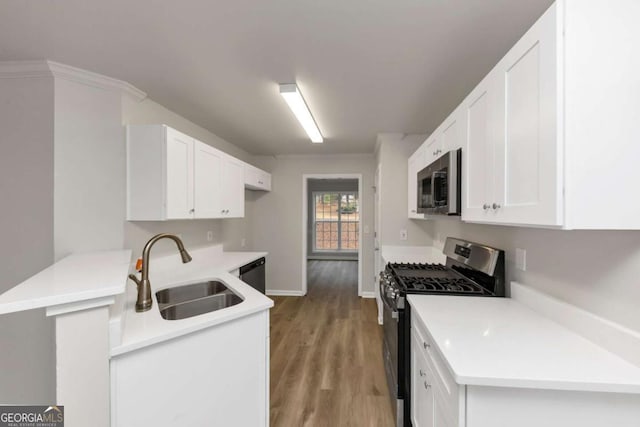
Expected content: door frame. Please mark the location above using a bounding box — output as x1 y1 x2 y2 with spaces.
302 174 363 296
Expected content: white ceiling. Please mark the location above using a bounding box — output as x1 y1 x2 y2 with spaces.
0 0 553 155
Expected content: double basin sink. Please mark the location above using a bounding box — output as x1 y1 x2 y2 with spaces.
156 281 243 320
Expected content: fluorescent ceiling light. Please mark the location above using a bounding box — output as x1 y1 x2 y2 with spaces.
279 83 323 143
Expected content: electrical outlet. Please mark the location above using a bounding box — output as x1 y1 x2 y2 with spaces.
400 229 408 241
516 248 527 271
207 231 213 242
241 238 246 248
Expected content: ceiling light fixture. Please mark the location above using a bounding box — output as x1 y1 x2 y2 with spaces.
279 83 323 143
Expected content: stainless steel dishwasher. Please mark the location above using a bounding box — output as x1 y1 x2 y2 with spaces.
239 257 266 294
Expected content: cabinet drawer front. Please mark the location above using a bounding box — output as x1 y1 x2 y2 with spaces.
412 315 460 416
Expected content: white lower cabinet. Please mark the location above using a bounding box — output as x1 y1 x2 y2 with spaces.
410 308 640 427
111 311 269 427
411 317 464 427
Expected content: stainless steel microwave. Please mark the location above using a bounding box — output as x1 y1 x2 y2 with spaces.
417 148 461 215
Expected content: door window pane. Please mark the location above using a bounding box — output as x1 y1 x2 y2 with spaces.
313 191 358 252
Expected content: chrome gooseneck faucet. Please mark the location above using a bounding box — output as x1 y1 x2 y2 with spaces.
128 233 193 312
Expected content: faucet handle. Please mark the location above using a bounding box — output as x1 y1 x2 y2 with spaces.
128 273 142 288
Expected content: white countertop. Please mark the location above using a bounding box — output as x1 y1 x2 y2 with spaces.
0 250 132 314
111 245 272 357
408 294 640 394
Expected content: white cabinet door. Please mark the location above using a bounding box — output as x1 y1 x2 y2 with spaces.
412 332 435 427
462 75 499 223
492 2 561 226
441 106 465 153
425 135 442 163
223 156 245 217
408 145 426 218
244 164 272 191
194 140 223 219
165 127 194 219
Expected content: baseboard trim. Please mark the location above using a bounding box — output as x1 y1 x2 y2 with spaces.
512 281 640 367
266 290 305 297
360 292 375 299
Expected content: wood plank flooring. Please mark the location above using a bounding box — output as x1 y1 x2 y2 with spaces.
270 260 394 426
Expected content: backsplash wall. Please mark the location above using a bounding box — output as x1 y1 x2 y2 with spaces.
427 219 640 333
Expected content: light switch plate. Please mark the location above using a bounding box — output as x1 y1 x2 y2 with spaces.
516 248 526 271
400 229 408 241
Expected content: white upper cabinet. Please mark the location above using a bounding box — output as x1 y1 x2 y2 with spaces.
244 164 271 191
222 155 245 217
127 124 245 220
193 141 223 219
413 0 640 229
165 127 195 219
463 4 560 226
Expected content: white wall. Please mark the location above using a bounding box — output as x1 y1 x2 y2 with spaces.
252 154 375 294
0 76 56 403
427 220 640 333
375 133 432 246
121 97 256 258
54 79 125 260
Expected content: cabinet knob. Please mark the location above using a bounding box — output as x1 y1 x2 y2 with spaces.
419 369 425 377
258 180 263 184
189 208 195 214
483 204 490 210
423 342 430 350
221 210 225 213
492 203 501 210
424 381 431 390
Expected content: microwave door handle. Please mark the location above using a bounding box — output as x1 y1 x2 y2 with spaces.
431 171 438 206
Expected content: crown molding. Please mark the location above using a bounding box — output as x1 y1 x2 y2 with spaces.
0 60 147 102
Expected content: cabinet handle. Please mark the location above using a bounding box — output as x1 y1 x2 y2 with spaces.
423 342 430 350
483 204 490 210
258 180 263 184
411 210 416 213
424 381 431 390
492 203 501 210
419 369 425 377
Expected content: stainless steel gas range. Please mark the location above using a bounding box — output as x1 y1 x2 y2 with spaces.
379 237 505 426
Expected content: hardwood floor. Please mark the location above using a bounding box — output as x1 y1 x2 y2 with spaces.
270 260 394 426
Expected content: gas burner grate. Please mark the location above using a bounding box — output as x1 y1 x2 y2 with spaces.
399 276 486 295
390 263 448 271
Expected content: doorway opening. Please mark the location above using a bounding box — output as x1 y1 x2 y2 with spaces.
302 174 363 296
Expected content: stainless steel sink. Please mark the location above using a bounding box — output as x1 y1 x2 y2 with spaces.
156 281 243 320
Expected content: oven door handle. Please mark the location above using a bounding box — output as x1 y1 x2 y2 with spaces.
380 291 399 319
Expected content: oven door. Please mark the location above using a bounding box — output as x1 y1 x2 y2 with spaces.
380 282 404 426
